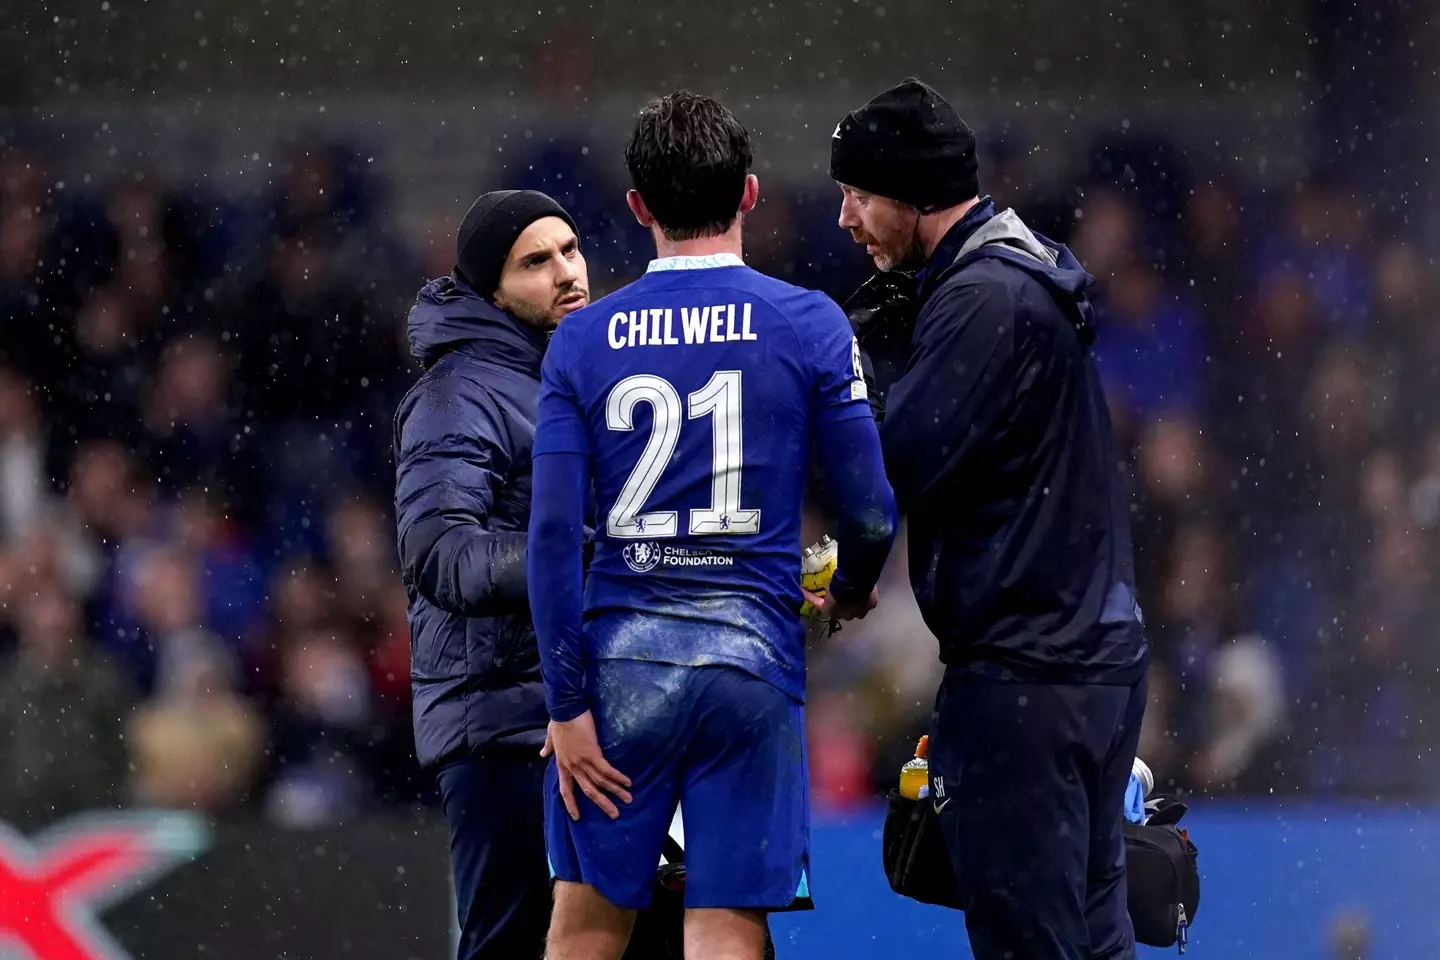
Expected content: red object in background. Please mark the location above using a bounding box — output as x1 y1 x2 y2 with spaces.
0 813 206 960
367 626 412 707
808 724 876 812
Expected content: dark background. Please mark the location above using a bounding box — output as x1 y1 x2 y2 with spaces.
102 813 453 959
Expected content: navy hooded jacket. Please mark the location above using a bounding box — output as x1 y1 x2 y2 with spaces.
871 198 1148 683
394 275 550 767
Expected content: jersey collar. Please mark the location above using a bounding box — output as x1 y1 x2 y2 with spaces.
646 253 745 273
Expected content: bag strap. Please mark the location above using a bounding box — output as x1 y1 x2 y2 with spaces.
662 835 685 865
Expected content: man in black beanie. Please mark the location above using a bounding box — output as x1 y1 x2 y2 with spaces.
824 79 1152 960
393 189 588 959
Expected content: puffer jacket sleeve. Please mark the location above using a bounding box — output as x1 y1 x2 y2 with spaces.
394 373 529 617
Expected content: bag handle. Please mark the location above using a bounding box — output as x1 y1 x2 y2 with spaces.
1145 798 1188 827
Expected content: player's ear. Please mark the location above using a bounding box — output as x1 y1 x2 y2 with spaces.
626 189 654 228
739 174 759 215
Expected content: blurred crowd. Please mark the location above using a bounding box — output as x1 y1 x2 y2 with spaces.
0 121 1434 829
0 138 425 830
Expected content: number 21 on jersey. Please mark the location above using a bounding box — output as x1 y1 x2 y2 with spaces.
605 370 761 539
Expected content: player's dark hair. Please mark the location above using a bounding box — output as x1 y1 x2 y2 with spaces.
624 91 753 242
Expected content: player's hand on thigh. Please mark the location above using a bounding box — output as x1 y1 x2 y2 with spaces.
542 713 634 821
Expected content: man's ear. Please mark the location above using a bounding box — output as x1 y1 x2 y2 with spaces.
626 189 654 228
739 174 759 215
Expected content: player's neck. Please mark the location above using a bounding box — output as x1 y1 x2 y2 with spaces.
650 222 744 263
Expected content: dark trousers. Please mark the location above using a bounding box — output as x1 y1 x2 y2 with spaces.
928 671 1148 960
438 748 551 960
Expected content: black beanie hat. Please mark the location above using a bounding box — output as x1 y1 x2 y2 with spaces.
829 78 979 214
454 189 578 299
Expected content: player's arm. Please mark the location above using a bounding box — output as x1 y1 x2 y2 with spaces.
815 419 896 607
528 347 632 820
801 342 881 541
529 449 589 721
880 277 1014 508
394 378 529 617
808 296 899 613
526 356 591 723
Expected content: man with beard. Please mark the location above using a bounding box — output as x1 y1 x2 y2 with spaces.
827 79 1151 960
393 190 589 959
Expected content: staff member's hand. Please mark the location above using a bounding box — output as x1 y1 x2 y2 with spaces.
802 584 879 622
541 712 633 821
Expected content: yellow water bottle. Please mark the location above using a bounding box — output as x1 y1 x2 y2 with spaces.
899 735 929 800
799 535 839 620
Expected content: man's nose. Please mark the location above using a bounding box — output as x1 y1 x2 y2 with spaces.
555 254 579 284
837 197 858 229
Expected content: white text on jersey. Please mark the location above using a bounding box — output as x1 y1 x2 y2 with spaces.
607 304 758 350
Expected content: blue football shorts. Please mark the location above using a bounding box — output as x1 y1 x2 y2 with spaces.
545 658 812 911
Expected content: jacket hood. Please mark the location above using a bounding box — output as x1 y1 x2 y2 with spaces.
943 206 1097 345
954 208 1092 295
406 274 550 373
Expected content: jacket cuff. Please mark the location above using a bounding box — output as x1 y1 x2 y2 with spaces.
489 532 530 603
827 568 866 605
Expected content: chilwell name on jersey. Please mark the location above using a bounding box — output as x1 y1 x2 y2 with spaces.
606 303 757 350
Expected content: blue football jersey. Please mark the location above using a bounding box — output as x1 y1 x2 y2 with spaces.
534 253 872 701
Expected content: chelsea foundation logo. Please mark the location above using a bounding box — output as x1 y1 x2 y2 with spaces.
623 541 662 573
622 542 735 573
